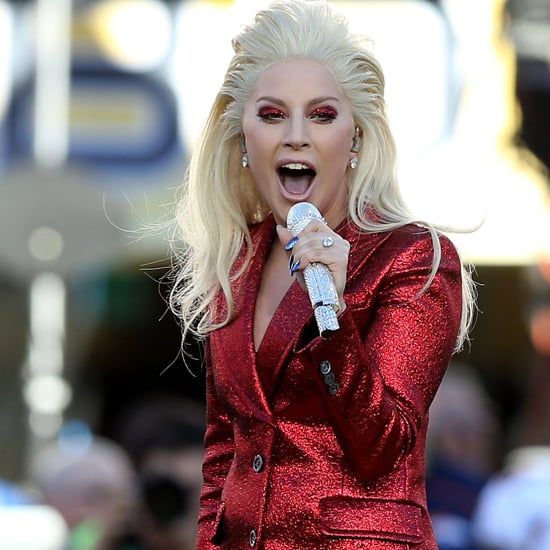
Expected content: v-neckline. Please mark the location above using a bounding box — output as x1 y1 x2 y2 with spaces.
253 234 298 353
254 277 300 355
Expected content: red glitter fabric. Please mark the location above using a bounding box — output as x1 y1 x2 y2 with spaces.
197 215 462 549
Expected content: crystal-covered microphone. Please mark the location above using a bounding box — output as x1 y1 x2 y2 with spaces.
286 202 340 339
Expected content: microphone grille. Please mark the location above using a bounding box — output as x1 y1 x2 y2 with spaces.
286 202 324 236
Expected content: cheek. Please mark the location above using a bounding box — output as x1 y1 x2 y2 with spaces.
244 130 263 158
325 132 354 167
323 123 354 152
242 122 271 161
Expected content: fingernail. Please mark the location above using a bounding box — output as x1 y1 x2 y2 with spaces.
284 236 298 251
290 259 301 274
288 254 294 270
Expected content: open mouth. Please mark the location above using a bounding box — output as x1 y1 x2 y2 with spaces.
278 162 316 195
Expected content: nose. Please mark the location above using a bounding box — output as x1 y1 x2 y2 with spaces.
283 117 310 150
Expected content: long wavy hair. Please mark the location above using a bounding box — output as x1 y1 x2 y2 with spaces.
170 0 475 351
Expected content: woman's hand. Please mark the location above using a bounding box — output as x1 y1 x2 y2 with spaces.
276 220 350 314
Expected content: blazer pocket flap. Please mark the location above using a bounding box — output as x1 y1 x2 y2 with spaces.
320 496 425 544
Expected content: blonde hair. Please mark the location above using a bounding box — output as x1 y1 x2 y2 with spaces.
171 0 475 351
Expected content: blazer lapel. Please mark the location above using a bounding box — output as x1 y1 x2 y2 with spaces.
211 217 278 422
256 279 311 399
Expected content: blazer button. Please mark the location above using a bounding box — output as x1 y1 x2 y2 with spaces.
319 360 332 375
328 383 340 395
252 454 264 473
249 529 258 547
323 372 336 385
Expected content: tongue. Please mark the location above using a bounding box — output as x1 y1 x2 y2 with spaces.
281 174 312 195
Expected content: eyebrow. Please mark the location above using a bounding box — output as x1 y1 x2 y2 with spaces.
256 96 341 106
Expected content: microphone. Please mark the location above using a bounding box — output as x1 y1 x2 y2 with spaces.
286 202 340 339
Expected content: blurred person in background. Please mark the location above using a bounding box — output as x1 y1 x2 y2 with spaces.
32 433 137 550
426 362 501 550
472 273 550 550
115 396 205 550
0 478 35 506
472 445 550 550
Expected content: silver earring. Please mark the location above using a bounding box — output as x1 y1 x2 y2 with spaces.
349 157 358 169
240 134 249 168
351 127 361 153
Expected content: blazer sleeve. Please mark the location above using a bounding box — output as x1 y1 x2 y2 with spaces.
294 231 463 481
196 339 235 548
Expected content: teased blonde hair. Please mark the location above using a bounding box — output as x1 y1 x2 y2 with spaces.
171 0 475 351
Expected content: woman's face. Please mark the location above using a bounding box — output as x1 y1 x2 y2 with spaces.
242 59 356 228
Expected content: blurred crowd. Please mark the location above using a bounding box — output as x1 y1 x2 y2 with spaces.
0 396 205 550
3 359 550 550
426 358 550 550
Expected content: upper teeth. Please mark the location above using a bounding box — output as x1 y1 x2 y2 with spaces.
282 163 309 170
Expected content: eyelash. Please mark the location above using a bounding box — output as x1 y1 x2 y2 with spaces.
258 107 284 120
257 106 338 121
310 107 337 121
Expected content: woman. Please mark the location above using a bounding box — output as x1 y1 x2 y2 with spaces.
171 1 476 548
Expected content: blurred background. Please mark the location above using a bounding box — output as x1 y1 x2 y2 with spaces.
0 0 549 548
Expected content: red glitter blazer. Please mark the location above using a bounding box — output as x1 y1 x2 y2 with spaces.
197 215 462 550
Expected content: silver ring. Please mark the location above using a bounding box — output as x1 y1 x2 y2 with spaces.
322 236 334 250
